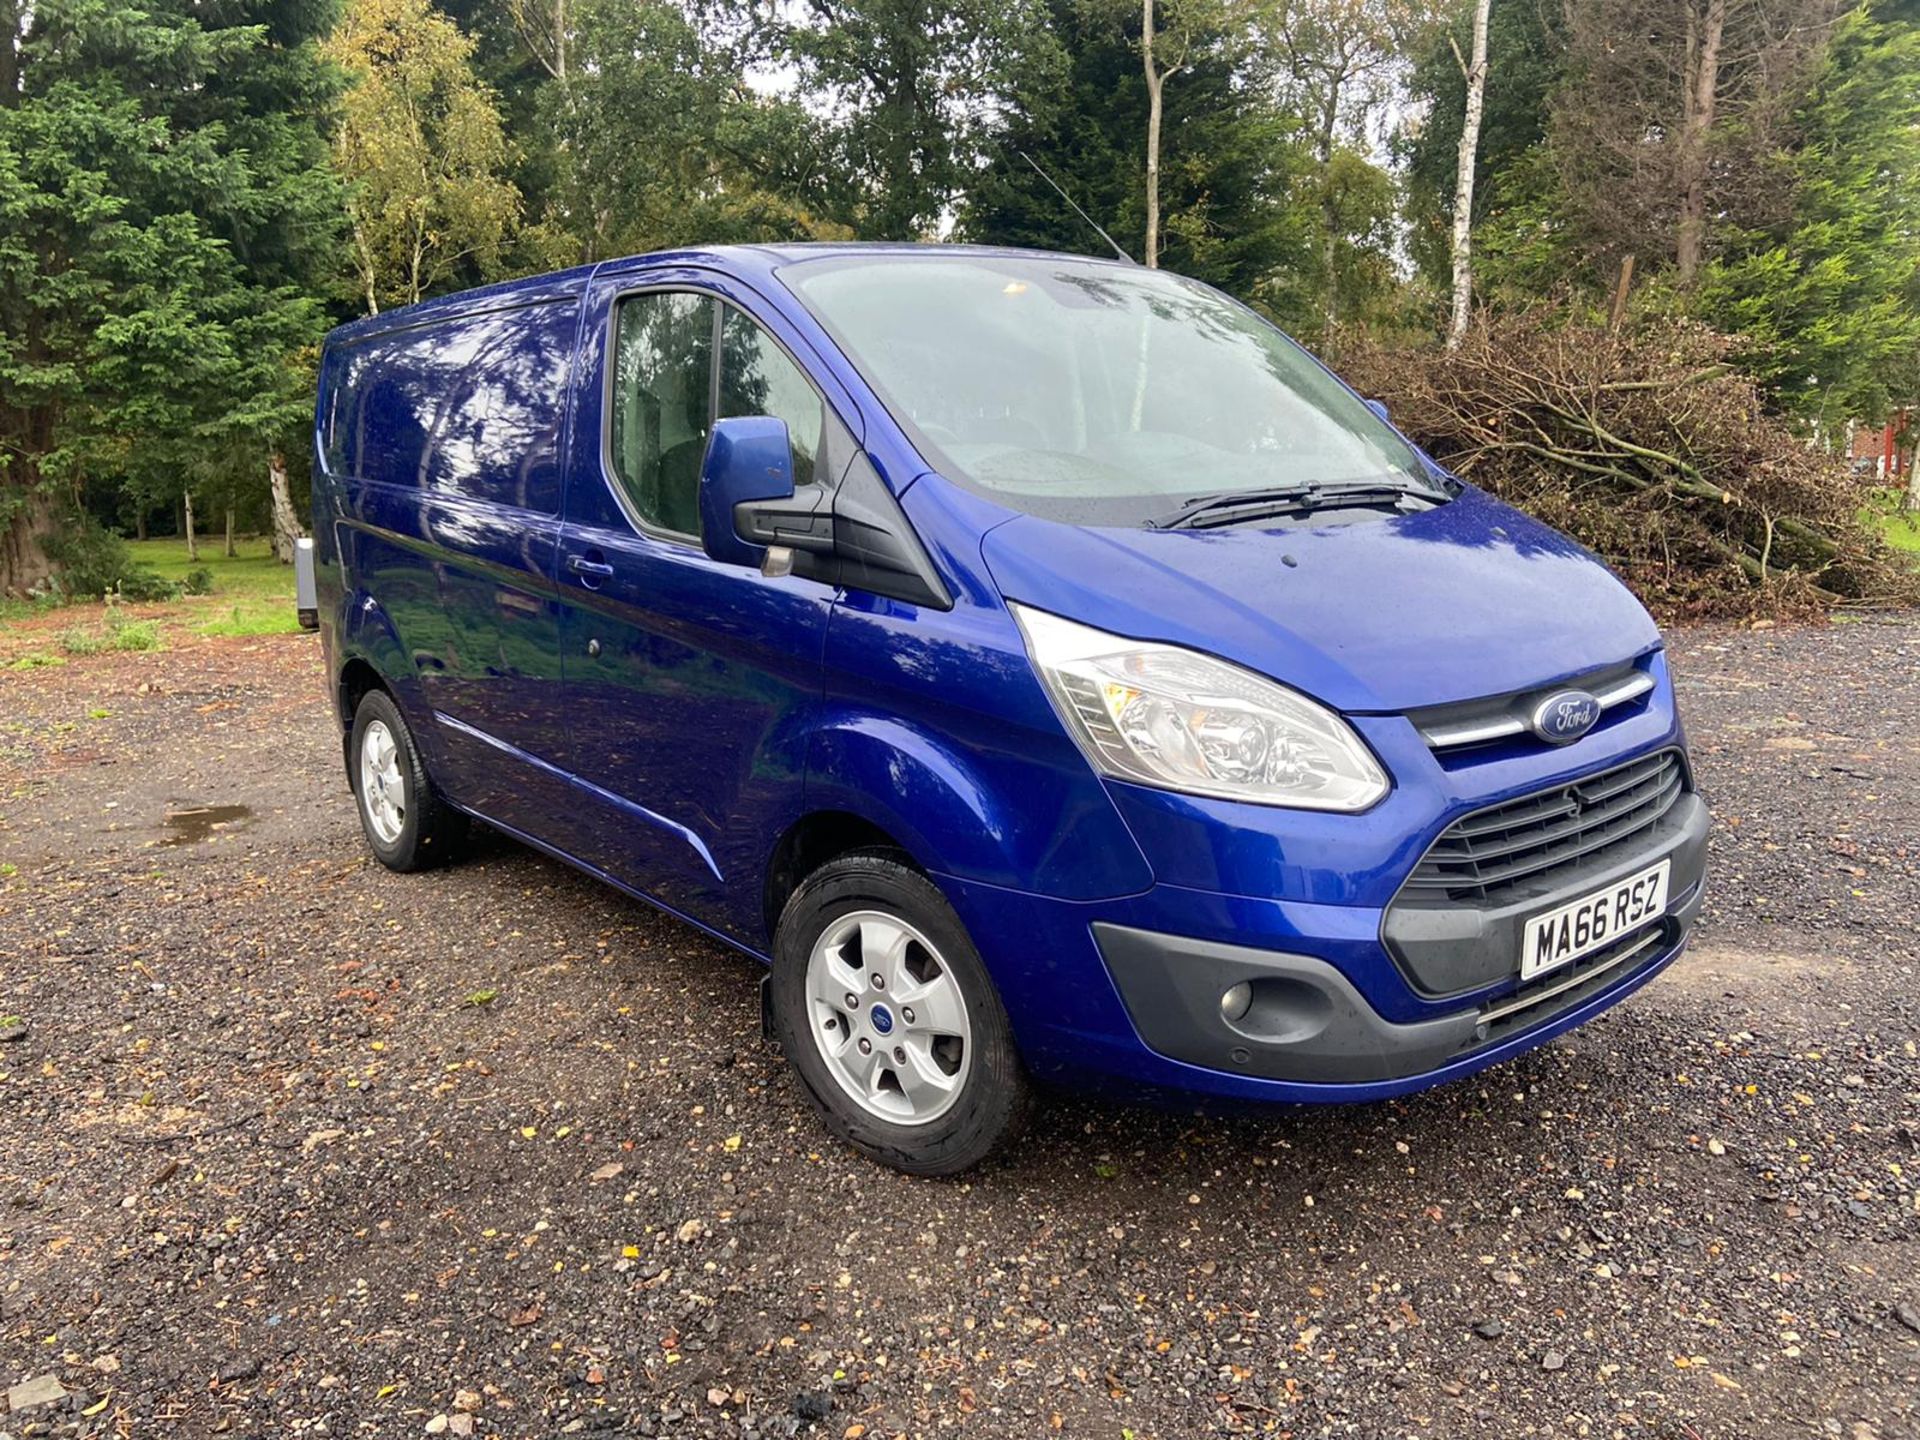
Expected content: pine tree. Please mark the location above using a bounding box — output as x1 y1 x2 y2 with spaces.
0 0 343 594
962 0 1311 312
1701 2 1920 422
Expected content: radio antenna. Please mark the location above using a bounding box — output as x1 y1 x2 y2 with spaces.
1016 150 1136 265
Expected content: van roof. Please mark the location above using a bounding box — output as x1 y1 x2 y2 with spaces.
322 242 1133 347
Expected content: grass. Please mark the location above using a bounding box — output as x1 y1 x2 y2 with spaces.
0 535 300 664
59 609 163 656
125 536 300 636
1861 486 1920 558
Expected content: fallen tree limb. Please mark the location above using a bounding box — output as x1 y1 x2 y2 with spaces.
1331 314 1917 620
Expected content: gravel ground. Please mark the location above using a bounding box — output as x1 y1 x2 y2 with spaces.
1 615 1917 1440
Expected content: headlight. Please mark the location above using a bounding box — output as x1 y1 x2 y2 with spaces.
1011 604 1389 811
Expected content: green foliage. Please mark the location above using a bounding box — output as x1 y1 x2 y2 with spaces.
60 610 165 656
0 0 341 595
1467 143 1594 306
1699 6 1920 423
327 0 528 310
538 0 842 259
764 0 1051 238
963 0 1315 316
1401 0 1565 288
183 568 215 597
1281 146 1404 335
40 521 178 602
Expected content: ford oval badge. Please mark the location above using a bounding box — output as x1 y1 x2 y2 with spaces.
1529 689 1602 745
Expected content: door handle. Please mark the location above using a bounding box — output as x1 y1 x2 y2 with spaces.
566 552 614 585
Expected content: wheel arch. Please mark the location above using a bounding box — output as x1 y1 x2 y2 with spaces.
797 709 1153 905
333 594 430 769
762 809 919 944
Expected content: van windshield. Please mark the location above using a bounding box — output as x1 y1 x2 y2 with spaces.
780 252 1434 527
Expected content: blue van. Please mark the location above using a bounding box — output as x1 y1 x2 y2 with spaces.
303 244 1707 1173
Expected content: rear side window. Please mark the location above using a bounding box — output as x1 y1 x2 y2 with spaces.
719 308 823 489
334 300 576 514
609 292 714 537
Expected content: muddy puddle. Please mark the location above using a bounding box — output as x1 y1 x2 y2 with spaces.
158 803 255 846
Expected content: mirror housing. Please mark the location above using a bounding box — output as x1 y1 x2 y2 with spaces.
699 416 800 568
1364 398 1390 423
695 416 952 609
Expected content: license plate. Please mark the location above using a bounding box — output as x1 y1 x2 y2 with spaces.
1520 860 1670 981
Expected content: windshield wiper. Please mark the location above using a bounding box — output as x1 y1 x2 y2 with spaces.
1149 479 1442 532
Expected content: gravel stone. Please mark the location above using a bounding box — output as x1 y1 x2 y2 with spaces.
1 615 1917 1437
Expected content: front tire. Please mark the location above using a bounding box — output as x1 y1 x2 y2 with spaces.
770 852 1030 1175
349 689 466 872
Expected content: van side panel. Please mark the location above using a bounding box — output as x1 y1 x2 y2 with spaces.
547 268 838 942
319 297 583 836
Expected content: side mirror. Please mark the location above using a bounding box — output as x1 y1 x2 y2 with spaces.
699 416 797 568
1363 398 1390 424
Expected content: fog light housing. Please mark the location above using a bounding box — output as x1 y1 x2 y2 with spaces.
1220 982 1253 1023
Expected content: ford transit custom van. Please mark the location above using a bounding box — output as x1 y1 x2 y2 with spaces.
303 245 1708 1174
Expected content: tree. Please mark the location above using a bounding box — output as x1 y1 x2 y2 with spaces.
539 0 842 261
762 0 1046 238
963 0 1310 307
1400 0 1562 295
327 0 524 312
503 0 569 79
1700 2 1920 422
1446 0 1491 345
1251 0 1422 326
1141 0 1202 267
1548 0 1843 290
0 0 340 595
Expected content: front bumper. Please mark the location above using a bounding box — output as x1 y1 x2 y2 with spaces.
1095 869 1702 1086
935 743 1709 1106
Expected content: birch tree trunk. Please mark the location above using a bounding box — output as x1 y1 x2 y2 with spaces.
1142 0 1165 270
1314 104 1340 330
1903 427 1920 512
1676 0 1726 287
224 506 237 558
269 452 305 563
1447 0 1493 349
183 490 199 563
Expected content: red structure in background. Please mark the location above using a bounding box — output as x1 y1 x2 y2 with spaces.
1848 410 1912 478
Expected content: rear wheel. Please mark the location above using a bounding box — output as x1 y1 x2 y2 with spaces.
349 689 466 872
770 851 1029 1174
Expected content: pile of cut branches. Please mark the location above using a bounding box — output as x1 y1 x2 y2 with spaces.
1332 314 1920 620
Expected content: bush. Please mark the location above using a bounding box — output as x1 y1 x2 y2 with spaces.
1332 315 1920 620
183 567 214 596
41 518 178 602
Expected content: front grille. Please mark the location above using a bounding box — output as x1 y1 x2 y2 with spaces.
1405 750 1687 904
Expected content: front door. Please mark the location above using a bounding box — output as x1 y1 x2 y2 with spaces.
552 271 849 941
